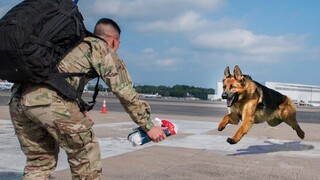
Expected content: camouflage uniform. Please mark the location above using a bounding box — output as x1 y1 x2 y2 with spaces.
9 37 152 179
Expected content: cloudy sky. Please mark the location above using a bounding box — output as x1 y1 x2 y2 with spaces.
1 0 320 89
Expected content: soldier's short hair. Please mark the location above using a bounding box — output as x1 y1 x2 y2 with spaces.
94 18 121 35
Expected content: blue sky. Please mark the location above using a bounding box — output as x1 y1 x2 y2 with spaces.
1 0 320 89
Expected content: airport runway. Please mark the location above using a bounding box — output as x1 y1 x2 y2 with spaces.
0 91 320 179
1 91 318 123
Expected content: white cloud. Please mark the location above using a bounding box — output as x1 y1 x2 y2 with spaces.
155 58 178 67
137 11 209 33
194 29 304 56
133 56 180 71
141 48 155 54
126 49 180 70
85 0 223 19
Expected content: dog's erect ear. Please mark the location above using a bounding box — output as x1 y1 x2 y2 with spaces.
234 65 244 82
224 66 231 80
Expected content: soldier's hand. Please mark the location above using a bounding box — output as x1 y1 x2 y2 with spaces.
147 126 167 142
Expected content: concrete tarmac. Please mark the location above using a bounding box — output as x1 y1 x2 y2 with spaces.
0 94 319 180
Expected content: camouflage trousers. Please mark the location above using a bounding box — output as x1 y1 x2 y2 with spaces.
9 85 102 180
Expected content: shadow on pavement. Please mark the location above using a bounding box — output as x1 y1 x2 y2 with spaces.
228 141 314 156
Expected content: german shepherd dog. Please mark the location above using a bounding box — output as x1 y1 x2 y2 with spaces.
218 65 305 144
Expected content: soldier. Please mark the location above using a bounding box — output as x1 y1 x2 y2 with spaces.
9 18 167 179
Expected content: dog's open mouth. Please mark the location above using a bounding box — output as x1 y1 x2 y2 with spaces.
226 93 238 107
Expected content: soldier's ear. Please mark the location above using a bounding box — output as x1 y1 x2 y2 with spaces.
234 65 245 84
224 66 231 80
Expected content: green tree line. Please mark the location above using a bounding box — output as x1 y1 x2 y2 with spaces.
134 85 215 100
86 82 215 100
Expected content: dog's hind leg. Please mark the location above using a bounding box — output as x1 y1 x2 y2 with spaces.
267 116 305 139
294 124 305 139
283 116 305 139
279 100 305 139
218 112 240 131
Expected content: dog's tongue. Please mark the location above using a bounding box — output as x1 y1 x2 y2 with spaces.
226 99 232 107
226 96 235 107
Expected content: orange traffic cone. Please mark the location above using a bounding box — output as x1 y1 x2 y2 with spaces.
101 98 107 114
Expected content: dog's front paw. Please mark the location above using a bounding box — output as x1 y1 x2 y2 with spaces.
227 138 237 145
218 126 225 131
218 123 226 131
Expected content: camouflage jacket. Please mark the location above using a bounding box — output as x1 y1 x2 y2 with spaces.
14 37 152 131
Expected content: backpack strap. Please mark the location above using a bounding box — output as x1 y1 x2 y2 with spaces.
44 73 79 100
44 70 100 112
75 70 100 112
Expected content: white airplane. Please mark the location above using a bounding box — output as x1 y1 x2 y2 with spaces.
0 81 14 90
140 93 161 98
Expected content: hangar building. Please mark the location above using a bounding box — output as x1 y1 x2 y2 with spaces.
265 82 320 107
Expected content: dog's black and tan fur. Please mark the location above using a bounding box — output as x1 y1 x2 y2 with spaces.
218 65 305 144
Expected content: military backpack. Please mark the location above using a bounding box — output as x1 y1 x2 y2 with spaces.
0 0 100 111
